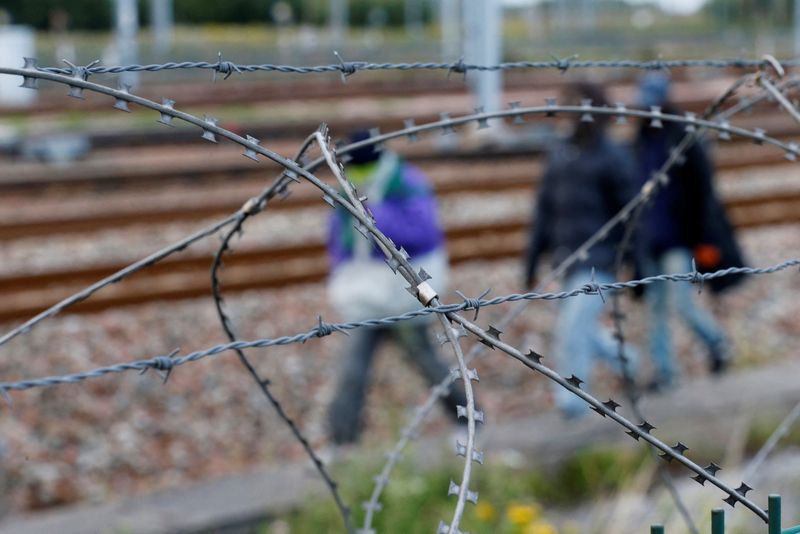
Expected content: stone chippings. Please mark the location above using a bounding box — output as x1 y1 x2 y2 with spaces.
0 221 795 512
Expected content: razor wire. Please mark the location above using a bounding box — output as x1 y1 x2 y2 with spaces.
604 71 764 534
359 72 800 532
0 60 797 531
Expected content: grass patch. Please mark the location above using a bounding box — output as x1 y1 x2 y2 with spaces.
264 445 649 533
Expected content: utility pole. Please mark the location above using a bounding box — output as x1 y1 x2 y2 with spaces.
405 0 423 40
150 0 173 56
463 0 503 114
795 0 800 57
439 0 459 61
329 0 348 46
114 0 139 88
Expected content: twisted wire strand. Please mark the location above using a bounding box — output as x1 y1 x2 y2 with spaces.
0 215 238 348
604 72 762 534
35 56 800 79
0 260 795 393
208 135 354 533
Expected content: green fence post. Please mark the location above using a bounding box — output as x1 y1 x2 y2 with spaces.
651 526 665 534
769 494 781 534
712 508 725 534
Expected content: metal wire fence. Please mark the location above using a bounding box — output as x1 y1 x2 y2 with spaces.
0 54 799 533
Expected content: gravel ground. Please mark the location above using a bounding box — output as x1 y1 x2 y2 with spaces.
0 216 796 513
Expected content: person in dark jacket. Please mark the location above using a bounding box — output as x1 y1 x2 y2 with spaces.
525 82 639 418
634 74 743 391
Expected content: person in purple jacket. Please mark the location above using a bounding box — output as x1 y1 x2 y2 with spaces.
326 130 467 445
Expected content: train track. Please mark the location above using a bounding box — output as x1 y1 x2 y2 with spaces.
0 184 796 322
0 140 794 240
0 74 797 321
2 99 796 193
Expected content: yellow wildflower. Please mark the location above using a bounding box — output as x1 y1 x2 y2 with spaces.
506 503 541 525
474 501 497 522
524 520 558 534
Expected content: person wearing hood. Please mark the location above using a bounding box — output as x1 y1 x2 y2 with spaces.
633 73 744 391
525 82 640 418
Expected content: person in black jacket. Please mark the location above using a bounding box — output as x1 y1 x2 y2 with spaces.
634 73 743 391
525 81 640 418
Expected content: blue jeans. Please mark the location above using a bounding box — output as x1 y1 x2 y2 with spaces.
553 269 638 417
643 248 726 383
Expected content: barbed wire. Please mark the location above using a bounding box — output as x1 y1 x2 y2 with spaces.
1 59 797 531
359 71 800 531
601 71 755 534
31 55 800 81
1 260 795 394
306 123 478 534
446 308 770 521
208 132 354 533
605 70 770 533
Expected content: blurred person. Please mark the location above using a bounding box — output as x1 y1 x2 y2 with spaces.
326 130 467 445
633 73 744 392
524 82 640 419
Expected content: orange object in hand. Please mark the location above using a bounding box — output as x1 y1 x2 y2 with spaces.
694 244 722 269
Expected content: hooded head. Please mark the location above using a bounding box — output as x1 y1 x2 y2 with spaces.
638 73 671 108
562 81 610 146
345 129 382 165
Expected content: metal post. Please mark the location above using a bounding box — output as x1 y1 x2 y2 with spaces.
556 0 569 36
463 0 502 113
795 0 800 57
768 495 781 534
329 0 347 46
439 0 459 61
405 0 423 40
0 25 36 106
582 0 595 31
149 0 173 55
711 509 724 534
114 0 139 88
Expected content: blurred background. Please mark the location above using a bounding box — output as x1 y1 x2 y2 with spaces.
0 1 798 533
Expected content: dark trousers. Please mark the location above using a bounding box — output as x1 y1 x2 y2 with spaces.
328 323 468 444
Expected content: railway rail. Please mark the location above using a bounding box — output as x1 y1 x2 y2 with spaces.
0 182 795 322
0 72 798 321
0 140 794 240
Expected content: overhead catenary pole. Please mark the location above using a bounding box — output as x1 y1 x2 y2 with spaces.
463 0 503 114
405 0 423 40
114 0 139 88
150 0 173 56
795 0 800 57
439 0 459 61
329 0 348 47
